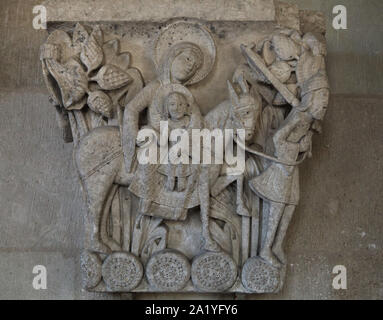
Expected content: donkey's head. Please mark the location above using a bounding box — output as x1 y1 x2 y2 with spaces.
227 76 261 142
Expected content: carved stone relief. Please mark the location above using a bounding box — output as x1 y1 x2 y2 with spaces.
39 1 329 294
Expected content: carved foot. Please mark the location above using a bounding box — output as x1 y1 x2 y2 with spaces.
272 245 286 265
236 204 250 216
105 239 121 252
89 239 112 254
203 236 221 252
260 248 282 268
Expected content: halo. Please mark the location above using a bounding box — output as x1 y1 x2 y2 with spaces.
153 21 216 85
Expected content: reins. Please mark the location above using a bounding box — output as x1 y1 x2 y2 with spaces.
234 136 306 166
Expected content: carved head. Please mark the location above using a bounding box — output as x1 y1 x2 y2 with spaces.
164 92 189 120
303 33 327 56
161 42 203 84
228 77 261 142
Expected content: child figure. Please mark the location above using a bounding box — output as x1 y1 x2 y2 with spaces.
160 91 196 192
165 92 191 130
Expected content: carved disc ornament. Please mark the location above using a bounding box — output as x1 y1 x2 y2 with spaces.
102 252 144 291
81 251 102 289
241 257 280 293
146 250 191 291
191 252 237 292
39 0 330 294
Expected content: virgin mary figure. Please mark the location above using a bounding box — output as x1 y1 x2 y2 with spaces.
121 21 220 251
122 21 216 171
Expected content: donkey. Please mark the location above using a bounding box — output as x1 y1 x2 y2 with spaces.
75 78 260 254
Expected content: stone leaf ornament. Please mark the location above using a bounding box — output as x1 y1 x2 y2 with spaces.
40 12 329 294
40 23 139 141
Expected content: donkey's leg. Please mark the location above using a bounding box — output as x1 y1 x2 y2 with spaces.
115 159 135 186
83 164 120 253
100 184 121 251
260 201 285 267
199 166 220 252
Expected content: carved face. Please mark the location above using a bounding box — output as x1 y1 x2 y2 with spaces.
165 92 188 120
233 96 258 142
171 50 199 83
228 82 259 142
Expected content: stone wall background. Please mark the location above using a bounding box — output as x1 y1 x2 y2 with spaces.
0 0 382 299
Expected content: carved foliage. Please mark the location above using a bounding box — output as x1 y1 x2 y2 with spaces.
40 23 142 144
40 19 329 295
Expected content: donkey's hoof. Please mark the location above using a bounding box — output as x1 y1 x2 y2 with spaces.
203 238 221 252
236 204 250 217
89 240 112 254
106 239 122 252
260 249 282 269
272 246 286 265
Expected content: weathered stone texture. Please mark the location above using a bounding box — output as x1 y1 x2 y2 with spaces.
43 0 276 22
0 0 382 299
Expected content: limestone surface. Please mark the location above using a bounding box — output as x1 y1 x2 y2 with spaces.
38 0 329 294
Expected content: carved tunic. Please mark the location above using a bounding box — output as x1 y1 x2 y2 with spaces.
128 80 205 220
39 5 330 293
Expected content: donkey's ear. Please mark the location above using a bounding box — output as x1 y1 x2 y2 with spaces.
227 80 239 107
237 74 250 94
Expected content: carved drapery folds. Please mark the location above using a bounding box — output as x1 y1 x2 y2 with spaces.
40 3 329 293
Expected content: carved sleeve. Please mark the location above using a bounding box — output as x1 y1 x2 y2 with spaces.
122 80 160 172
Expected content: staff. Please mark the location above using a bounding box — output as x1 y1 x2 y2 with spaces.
240 44 300 108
